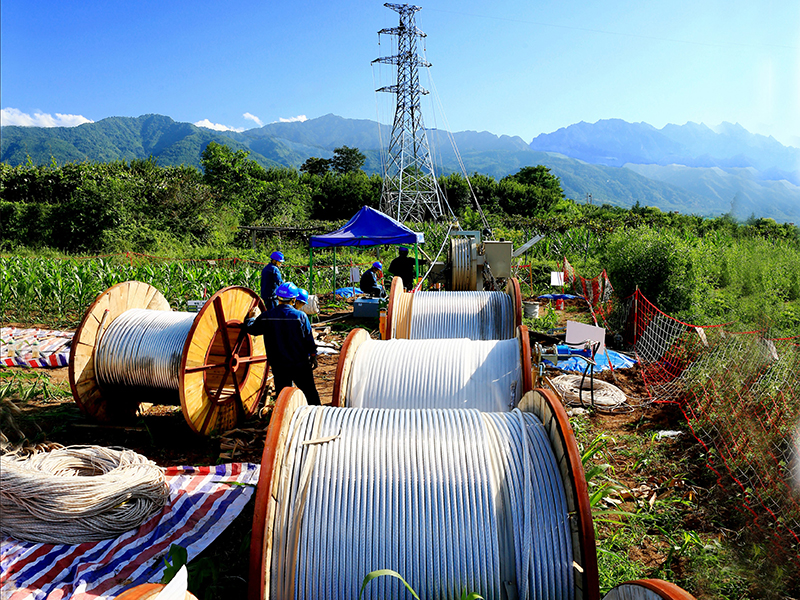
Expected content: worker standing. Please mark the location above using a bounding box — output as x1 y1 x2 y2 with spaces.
359 261 386 298
260 251 284 310
246 282 320 405
387 247 418 291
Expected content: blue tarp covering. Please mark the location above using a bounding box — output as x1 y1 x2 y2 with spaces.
545 348 637 372
310 206 424 248
335 287 362 298
538 293 582 300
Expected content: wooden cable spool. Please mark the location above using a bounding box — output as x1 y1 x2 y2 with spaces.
69 281 268 436
333 325 533 409
384 276 523 340
250 387 594 600
113 583 198 600
249 387 697 600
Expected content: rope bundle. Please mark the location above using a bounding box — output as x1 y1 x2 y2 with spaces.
409 291 514 340
95 308 195 390
0 445 169 544
550 374 627 408
269 406 574 600
347 337 522 411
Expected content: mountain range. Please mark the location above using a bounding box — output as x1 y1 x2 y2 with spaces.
2 113 799 223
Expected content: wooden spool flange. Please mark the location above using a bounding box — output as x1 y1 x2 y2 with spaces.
113 583 198 600
69 281 268 435
518 324 534 395
249 386 308 600
506 276 523 330
518 387 600 599
331 328 371 407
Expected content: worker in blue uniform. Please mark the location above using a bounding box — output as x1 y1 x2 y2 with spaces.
359 261 386 298
246 282 320 405
294 288 309 311
260 251 284 310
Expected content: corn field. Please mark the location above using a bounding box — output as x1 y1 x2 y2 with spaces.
0 254 364 329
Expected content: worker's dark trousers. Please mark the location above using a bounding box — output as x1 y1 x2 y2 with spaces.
272 364 321 405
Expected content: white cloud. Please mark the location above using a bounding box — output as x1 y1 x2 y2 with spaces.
193 119 245 132
1 107 93 127
243 112 263 127
277 115 308 123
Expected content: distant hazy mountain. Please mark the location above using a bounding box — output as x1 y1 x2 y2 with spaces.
529 119 800 183
3 113 799 222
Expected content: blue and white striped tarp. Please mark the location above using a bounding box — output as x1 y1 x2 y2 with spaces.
0 462 260 600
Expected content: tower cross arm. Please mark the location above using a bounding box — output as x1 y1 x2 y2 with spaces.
378 26 427 38
384 2 422 13
375 85 429 95
372 55 431 68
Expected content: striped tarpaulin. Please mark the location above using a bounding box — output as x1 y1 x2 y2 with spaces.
1 328 73 368
0 462 260 600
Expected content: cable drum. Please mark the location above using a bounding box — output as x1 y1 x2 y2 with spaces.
95 309 196 390
267 406 573 600
346 337 523 411
409 291 514 340
69 282 268 435
451 237 473 290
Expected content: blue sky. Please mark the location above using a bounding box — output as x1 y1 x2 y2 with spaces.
2 0 799 147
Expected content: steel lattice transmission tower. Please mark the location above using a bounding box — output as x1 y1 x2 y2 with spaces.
373 3 445 222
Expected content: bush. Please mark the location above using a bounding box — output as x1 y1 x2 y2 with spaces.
603 227 696 315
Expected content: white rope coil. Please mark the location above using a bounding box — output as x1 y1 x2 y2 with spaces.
0 445 169 544
346 337 522 411
550 374 627 408
409 291 514 340
95 308 195 390
269 406 574 600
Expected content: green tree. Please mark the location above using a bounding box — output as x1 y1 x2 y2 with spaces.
497 166 564 216
299 157 331 176
437 172 472 216
311 171 381 220
331 146 366 174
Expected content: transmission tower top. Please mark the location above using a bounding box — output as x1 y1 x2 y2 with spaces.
373 3 447 223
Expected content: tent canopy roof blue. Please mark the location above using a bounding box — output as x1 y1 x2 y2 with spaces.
310 206 424 248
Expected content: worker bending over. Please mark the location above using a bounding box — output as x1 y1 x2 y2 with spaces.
387 247 418 291
246 282 320 405
260 251 284 310
360 261 386 298
294 288 309 311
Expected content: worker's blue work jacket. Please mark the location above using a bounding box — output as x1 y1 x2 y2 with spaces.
359 269 385 298
260 263 283 310
246 303 316 369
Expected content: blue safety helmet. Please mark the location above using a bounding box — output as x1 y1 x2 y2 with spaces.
372 261 383 270
296 288 309 304
275 282 299 300
270 251 285 262
399 247 409 254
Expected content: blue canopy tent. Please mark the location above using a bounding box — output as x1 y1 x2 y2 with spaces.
308 206 424 295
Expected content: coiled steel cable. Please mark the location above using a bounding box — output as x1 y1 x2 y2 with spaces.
347 337 522 411
451 237 472 291
409 291 514 340
95 308 195 390
269 406 573 600
0 445 168 544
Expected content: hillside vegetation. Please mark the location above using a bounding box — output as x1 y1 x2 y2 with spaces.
2 144 799 336
4 113 799 222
